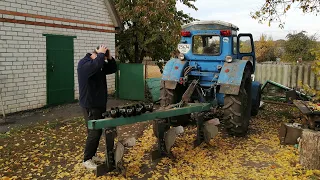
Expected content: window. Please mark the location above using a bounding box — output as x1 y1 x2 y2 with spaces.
239 36 252 53
233 36 237 54
192 35 220 55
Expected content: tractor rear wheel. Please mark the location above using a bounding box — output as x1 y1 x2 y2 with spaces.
222 64 252 137
153 81 189 138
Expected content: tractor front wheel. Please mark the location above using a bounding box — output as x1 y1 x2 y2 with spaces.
222 64 252 137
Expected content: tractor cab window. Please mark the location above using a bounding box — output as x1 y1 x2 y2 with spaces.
192 35 220 55
239 36 252 54
238 36 254 61
233 36 237 54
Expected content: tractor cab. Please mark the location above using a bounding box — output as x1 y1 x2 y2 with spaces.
177 20 256 72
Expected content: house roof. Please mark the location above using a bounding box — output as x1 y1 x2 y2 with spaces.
105 0 123 30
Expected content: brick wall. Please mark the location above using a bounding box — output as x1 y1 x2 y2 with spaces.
0 0 117 114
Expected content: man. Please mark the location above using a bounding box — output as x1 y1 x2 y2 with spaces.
77 45 117 170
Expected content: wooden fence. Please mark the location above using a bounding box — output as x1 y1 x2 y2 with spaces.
255 63 320 90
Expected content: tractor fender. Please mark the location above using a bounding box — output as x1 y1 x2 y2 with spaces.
251 81 262 116
218 59 253 95
161 58 188 89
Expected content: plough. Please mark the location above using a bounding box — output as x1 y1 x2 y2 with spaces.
87 102 213 176
88 79 216 177
261 80 312 102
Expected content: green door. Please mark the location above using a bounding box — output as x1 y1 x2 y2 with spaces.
45 34 76 105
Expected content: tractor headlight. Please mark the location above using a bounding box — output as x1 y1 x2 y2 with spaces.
225 56 232 63
178 53 185 60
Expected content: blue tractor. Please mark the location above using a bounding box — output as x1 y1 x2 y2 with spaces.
155 20 262 137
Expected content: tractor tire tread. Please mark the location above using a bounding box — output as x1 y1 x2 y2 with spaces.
231 96 241 105
223 64 252 137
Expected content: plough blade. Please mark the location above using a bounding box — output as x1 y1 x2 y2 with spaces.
164 128 177 153
115 142 125 174
203 122 219 143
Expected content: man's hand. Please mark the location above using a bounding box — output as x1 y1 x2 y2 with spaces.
96 45 107 54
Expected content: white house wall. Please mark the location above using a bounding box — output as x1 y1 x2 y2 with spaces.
0 0 117 114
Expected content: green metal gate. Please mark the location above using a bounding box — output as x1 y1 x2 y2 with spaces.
118 63 145 101
44 34 76 105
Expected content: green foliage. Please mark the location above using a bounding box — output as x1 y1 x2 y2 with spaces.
293 34 320 101
251 0 320 28
282 31 317 62
310 38 320 89
312 60 320 81
310 43 320 61
114 0 198 63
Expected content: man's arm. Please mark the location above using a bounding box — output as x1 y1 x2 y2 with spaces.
84 53 106 77
103 57 117 75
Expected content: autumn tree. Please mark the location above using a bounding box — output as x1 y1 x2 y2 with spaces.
114 0 198 63
282 31 317 62
255 34 277 62
251 0 320 28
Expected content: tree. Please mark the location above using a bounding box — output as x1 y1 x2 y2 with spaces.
282 31 317 62
252 0 320 101
310 42 320 81
255 34 277 62
251 0 320 28
114 0 198 63
310 42 320 60
274 39 286 58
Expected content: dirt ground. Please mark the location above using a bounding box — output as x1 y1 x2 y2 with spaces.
1 102 320 180
0 99 138 134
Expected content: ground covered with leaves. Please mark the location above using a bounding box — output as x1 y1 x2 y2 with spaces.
1 104 320 180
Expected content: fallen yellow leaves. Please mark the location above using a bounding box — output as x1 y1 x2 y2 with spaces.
0 104 319 179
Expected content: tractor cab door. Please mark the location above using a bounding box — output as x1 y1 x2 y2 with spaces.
237 33 256 72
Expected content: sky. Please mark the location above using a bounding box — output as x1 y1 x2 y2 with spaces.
176 0 320 40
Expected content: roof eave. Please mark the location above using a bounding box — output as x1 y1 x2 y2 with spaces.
105 0 123 31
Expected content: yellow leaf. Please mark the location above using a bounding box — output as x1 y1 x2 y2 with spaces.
305 170 314 176
0 146 3 150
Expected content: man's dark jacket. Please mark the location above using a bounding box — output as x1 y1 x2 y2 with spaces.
77 53 117 109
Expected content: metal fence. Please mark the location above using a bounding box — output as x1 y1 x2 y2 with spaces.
255 63 320 90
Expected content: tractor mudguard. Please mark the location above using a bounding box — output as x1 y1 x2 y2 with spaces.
251 81 261 103
251 81 262 116
161 58 188 89
218 59 253 95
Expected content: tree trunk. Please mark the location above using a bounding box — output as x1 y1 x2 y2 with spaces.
134 35 139 63
299 129 320 170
